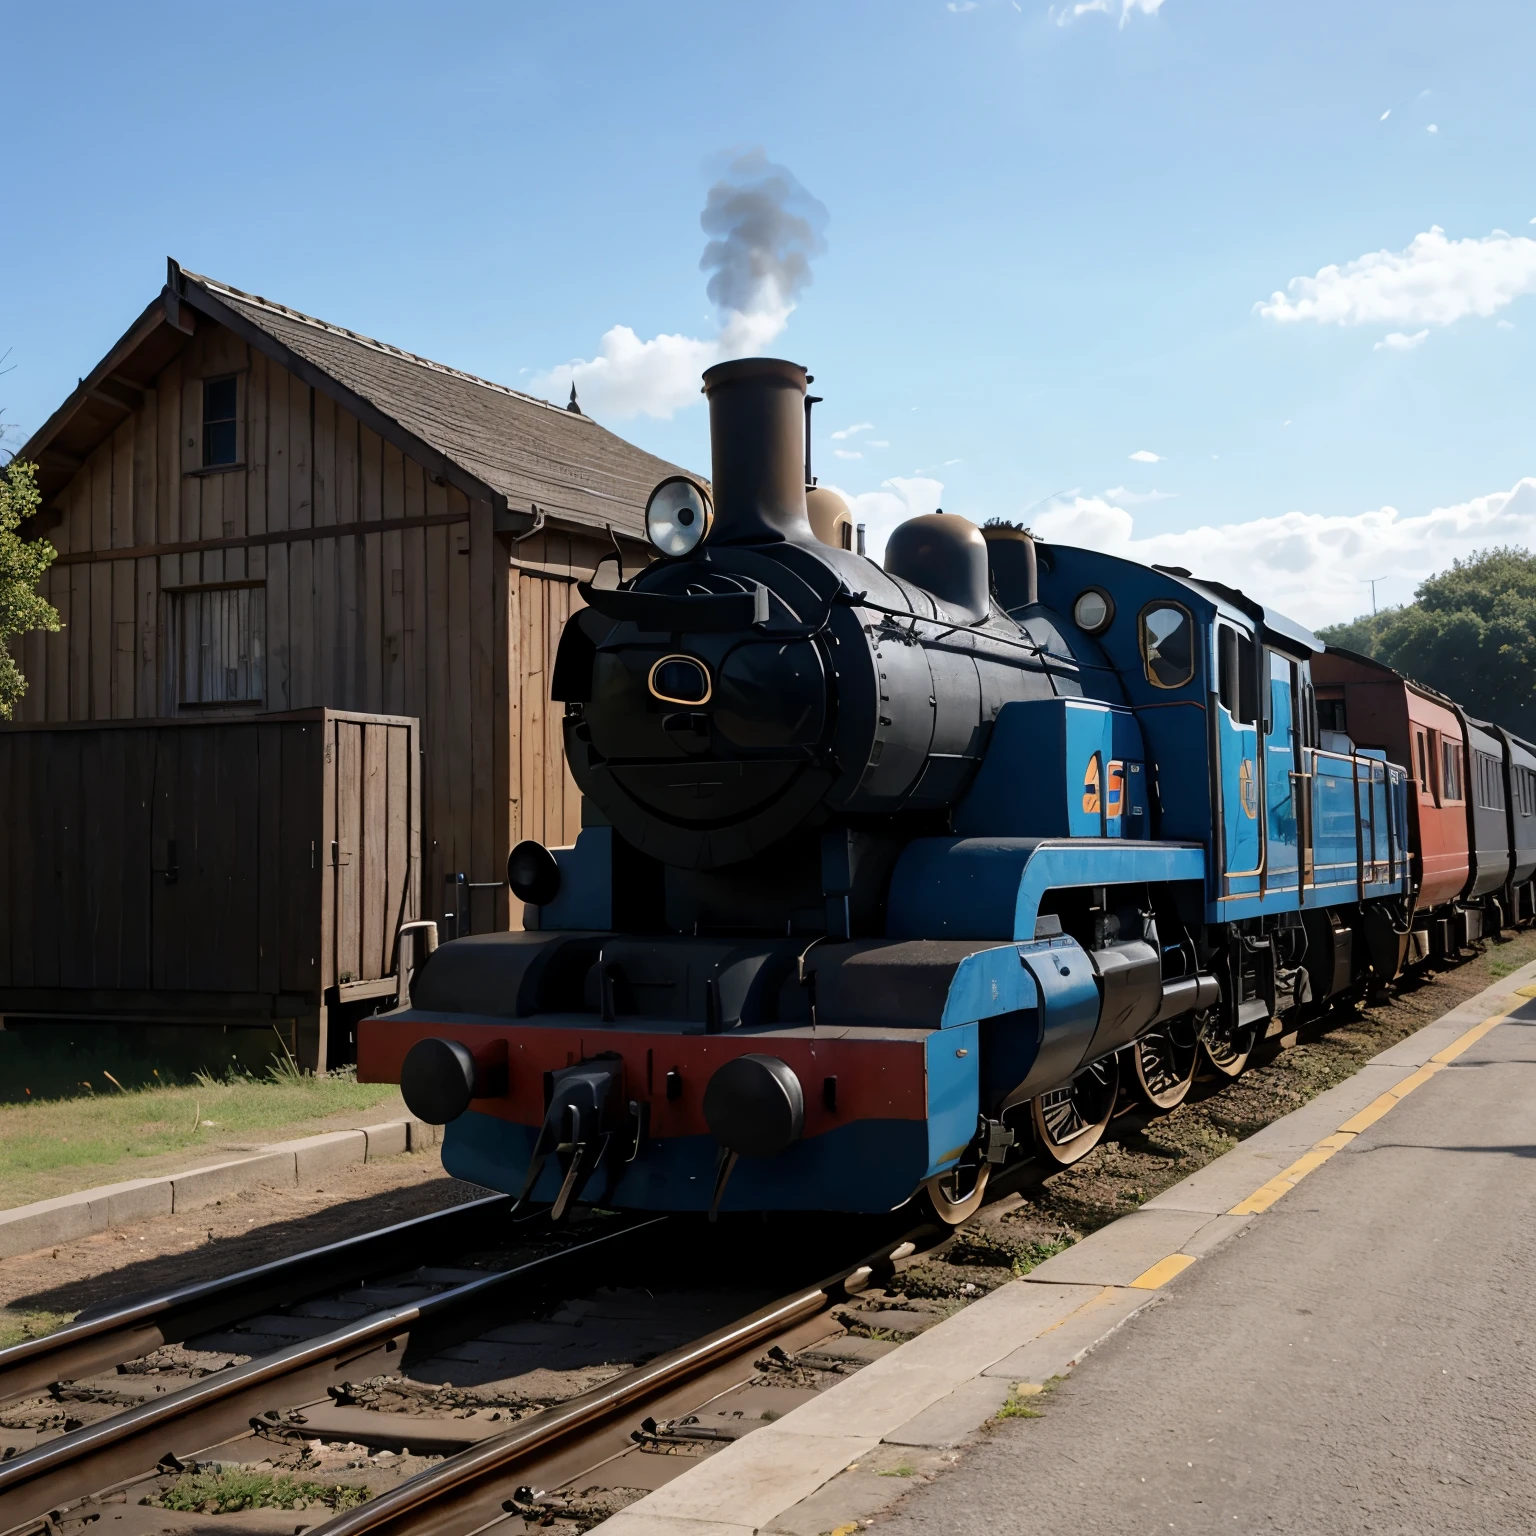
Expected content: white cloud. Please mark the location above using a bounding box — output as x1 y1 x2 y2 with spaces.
1104 485 1176 505
1427 124 1438 134
1380 109 1390 121
1129 448 1163 463
1055 0 1163 24
534 150 827 419
1499 319 1516 331
1374 329 1429 351
826 476 945 563
1257 225 1536 331
1032 478 1536 627
946 1 978 10
831 422 874 441
834 449 863 460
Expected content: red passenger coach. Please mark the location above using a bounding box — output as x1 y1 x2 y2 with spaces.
1312 648 1472 953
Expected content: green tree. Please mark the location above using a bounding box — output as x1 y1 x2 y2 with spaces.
1318 547 1536 739
0 460 62 719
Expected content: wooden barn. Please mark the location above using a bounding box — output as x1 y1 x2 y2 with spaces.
1 260 685 1065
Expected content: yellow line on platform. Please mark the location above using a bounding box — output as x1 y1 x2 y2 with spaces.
1227 1005 1513 1217
1129 1253 1197 1289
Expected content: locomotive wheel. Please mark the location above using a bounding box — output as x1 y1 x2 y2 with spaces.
920 1161 991 1225
1198 1008 1259 1079
1131 1017 1200 1111
1030 1055 1120 1167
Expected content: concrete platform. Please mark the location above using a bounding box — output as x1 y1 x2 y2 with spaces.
590 957 1536 1536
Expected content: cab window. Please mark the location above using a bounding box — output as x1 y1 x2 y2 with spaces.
1141 603 1194 690
1216 623 1259 723
1217 625 1238 713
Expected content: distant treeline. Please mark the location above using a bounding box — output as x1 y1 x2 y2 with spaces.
1318 547 1536 741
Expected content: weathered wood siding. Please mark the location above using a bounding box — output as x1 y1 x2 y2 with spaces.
13 318 609 937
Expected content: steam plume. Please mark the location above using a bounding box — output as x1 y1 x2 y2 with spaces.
535 150 828 420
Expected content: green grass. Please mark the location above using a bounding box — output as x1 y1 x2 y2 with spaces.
0 1060 402 1209
157 1468 371 1514
0 1309 75 1350
1486 930 1536 979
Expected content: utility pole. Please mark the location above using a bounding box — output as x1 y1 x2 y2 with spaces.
1363 575 1386 616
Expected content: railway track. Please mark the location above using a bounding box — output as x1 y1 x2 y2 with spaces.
0 1194 519 1410
0 1205 661 1531
0 1199 941 1536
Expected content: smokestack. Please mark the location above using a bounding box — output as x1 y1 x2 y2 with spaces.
702 357 813 544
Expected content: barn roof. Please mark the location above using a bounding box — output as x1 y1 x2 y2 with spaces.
21 259 692 541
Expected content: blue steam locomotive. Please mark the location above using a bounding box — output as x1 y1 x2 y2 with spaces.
360 357 1410 1223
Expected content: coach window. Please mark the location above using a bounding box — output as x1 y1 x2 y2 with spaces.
1415 730 1433 799
1141 603 1194 690
1441 739 1464 803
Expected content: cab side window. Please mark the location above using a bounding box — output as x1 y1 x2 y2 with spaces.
1141 604 1194 689
1217 625 1238 713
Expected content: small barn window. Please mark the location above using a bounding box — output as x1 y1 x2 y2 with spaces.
1140 603 1194 690
202 376 239 467
173 585 265 706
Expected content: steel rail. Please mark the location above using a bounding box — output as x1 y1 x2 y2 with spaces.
0 1193 520 1409
0 1217 664 1532
303 1228 932 1536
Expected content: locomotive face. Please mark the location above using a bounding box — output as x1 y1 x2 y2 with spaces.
559 534 855 867
583 566 831 830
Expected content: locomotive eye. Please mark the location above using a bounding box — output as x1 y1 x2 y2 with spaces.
649 655 712 706
1073 588 1114 634
645 476 713 556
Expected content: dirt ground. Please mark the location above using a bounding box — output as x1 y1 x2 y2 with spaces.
0 1147 492 1345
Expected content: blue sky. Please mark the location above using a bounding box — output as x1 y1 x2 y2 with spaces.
5 0 1535 625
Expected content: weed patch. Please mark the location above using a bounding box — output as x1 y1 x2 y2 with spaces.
156 1467 370 1514
0 1308 75 1350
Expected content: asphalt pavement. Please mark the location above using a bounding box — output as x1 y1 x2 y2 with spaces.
878 1000 1536 1536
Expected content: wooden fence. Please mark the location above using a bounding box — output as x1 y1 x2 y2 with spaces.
0 708 419 1069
